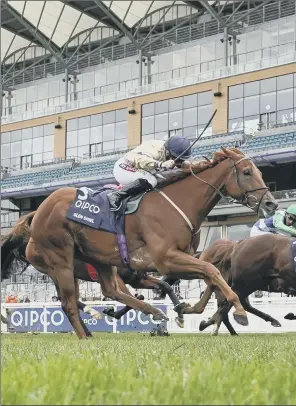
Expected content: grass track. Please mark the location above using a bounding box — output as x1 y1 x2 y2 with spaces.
2 332 296 405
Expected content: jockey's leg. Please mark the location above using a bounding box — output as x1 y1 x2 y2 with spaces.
108 158 156 210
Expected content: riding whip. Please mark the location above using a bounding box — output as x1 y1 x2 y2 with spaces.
173 109 217 162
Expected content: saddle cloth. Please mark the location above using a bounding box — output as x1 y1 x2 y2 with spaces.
66 185 145 265
290 238 296 273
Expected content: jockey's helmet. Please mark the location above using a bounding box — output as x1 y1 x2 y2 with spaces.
286 204 296 217
164 136 192 161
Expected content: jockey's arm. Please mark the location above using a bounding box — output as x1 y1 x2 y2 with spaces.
125 141 166 171
273 211 296 236
127 152 160 171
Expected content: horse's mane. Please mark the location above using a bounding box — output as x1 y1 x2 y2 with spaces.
157 148 245 187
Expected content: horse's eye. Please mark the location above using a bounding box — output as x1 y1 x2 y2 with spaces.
243 169 251 176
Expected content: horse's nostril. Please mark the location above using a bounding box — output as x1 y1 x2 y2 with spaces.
265 201 278 211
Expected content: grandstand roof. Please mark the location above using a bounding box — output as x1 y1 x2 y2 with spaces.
1 0 278 67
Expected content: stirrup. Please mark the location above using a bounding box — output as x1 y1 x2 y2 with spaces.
109 200 123 212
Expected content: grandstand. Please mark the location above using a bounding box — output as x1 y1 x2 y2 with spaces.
1 0 296 302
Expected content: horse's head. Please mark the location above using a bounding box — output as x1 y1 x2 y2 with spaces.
220 147 278 217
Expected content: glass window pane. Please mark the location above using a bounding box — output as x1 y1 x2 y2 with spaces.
228 118 244 132
142 103 154 117
22 127 32 140
91 114 102 127
183 108 198 127
277 74 294 90
155 113 168 132
43 135 53 152
32 137 43 154
277 109 294 124
244 95 259 116
155 132 168 141
115 138 128 150
2 132 10 143
11 130 21 142
183 126 197 138
277 89 293 111
229 99 243 119
33 126 44 138
66 147 77 158
229 84 243 99
116 109 127 122
78 116 90 129
244 115 259 132
44 124 54 136
227 224 252 241
103 123 115 141
103 111 116 124
198 91 212 106
260 92 276 112
142 116 155 135
155 100 168 114
67 130 78 148
244 81 259 97
169 97 183 112
142 133 155 142
77 128 90 146
260 78 276 93
43 151 54 161
33 153 42 163
11 141 21 157
183 94 197 108
21 139 32 155
1 144 10 159
198 105 212 124
103 140 114 153
90 126 103 144
169 111 183 130
67 118 78 131
115 122 127 139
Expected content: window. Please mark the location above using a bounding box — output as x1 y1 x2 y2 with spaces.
21 155 32 169
90 143 102 157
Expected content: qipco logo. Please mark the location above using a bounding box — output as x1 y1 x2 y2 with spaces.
75 187 100 213
10 309 65 327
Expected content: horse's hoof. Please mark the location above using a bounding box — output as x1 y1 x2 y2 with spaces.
153 313 169 322
271 320 281 327
103 306 114 314
175 316 184 328
199 320 209 331
233 312 248 326
284 313 296 320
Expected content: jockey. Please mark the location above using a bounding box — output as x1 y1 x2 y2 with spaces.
108 136 192 210
250 204 296 238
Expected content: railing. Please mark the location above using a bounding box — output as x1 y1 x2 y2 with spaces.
217 189 296 206
2 50 296 125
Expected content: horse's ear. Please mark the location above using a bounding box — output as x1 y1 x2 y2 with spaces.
221 147 239 160
221 146 229 156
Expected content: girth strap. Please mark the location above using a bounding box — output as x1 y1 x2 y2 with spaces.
156 189 194 232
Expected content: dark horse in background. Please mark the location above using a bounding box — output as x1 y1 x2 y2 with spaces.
3 148 277 338
195 235 296 335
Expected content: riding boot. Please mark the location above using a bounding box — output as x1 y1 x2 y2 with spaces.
108 178 153 211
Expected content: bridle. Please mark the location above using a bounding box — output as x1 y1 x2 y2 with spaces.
190 156 269 214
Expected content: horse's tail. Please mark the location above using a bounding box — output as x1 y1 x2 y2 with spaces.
1 211 35 281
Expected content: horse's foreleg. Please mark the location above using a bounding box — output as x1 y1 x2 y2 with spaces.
156 249 248 326
188 284 214 314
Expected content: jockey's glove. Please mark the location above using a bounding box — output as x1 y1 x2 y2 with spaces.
159 160 176 170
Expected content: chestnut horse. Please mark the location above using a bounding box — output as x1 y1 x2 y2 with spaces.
196 235 296 335
24 148 277 338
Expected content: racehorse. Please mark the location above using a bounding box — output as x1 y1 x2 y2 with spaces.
9 148 279 338
1 213 185 335
195 235 296 335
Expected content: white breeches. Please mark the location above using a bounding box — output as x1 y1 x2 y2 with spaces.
250 225 271 237
113 157 157 187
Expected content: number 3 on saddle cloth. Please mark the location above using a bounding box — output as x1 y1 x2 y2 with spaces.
66 186 143 267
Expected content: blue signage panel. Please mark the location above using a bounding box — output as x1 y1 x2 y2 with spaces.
7 305 168 333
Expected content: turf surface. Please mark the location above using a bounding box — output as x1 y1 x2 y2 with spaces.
2 332 296 405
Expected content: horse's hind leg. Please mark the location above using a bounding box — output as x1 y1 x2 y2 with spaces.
26 239 88 339
98 266 168 321
241 296 281 327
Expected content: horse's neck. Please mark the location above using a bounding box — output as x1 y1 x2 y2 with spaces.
163 159 231 229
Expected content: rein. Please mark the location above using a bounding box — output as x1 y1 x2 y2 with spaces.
189 156 269 213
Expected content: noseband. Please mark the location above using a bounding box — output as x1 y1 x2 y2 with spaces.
190 156 269 213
